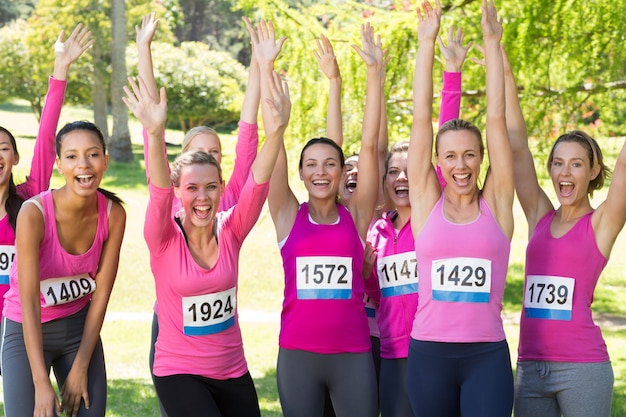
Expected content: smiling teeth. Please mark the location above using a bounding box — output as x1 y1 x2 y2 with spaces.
454 173 470 180
560 181 573 186
313 180 330 185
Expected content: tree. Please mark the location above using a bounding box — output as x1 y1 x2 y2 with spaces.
126 41 247 132
110 0 132 161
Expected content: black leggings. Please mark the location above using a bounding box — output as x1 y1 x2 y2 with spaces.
406 339 514 417
153 372 261 417
149 312 169 417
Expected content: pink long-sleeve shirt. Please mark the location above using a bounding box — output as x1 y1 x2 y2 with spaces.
146 174 269 380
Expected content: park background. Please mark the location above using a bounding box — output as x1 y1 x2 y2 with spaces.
1 0 625 416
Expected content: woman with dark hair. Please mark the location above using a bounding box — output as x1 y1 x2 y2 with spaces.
503 47 626 417
0 23 92 329
265 22 383 417
1 118 126 417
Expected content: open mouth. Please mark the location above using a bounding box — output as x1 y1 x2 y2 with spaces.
559 181 574 197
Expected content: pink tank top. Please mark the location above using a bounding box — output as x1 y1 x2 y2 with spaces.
518 210 609 362
411 195 510 342
4 190 110 323
279 203 371 353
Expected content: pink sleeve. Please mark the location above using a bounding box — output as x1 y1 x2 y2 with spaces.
143 128 171 183
226 172 269 241
17 77 66 200
220 121 259 211
364 269 381 305
436 71 462 188
144 183 176 253
438 71 462 127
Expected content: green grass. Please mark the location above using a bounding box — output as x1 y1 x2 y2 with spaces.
1 100 626 416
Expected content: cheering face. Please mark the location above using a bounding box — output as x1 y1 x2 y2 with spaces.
436 129 483 196
0 131 19 187
56 130 108 197
549 141 599 206
385 151 409 208
174 163 224 228
300 143 343 201
339 154 359 203
185 133 222 163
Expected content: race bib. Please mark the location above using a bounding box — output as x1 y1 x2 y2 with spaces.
296 256 353 299
40 275 96 307
431 257 491 303
524 275 574 321
182 287 236 335
0 245 15 285
377 252 418 297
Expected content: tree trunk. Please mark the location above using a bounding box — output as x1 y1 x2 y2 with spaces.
92 41 110 140
108 0 133 162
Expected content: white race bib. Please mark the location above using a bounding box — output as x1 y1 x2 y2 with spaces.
377 251 418 297
0 245 15 285
431 257 491 303
296 256 353 299
523 275 574 321
40 275 96 307
182 287 236 335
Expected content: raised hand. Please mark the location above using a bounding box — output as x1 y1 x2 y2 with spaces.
244 17 286 68
314 34 340 80
53 23 93 80
438 26 471 72
136 12 159 48
481 0 503 41
352 22 383 70
417 0 442 43
122 76 167 135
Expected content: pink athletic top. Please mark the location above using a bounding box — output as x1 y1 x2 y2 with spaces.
367 211 418 358
4 190 110 323
518 210 609 362
279 203 371 354
411 195 510 342
146 174 269 380
144 121 259 314
1 77 66 320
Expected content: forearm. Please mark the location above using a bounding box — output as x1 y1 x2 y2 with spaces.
326 76 343 146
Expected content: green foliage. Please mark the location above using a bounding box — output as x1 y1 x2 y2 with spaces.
126 41 247 132
0 0 179 119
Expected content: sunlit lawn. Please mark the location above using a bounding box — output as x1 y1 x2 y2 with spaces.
0 100 625 416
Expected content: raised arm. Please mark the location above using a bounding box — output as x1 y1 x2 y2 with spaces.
220 18 263 210
349 23 383 239
123 77 170 189
502 48 552 232
136 12 160 101
135 12 170 184
245 19 296 240
437 25 469 125
314 34 343 146
480 0 514 239
435 25 470 189
253 71 290 183
21 24 93 199
408 0 442 237
594 138 626 257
